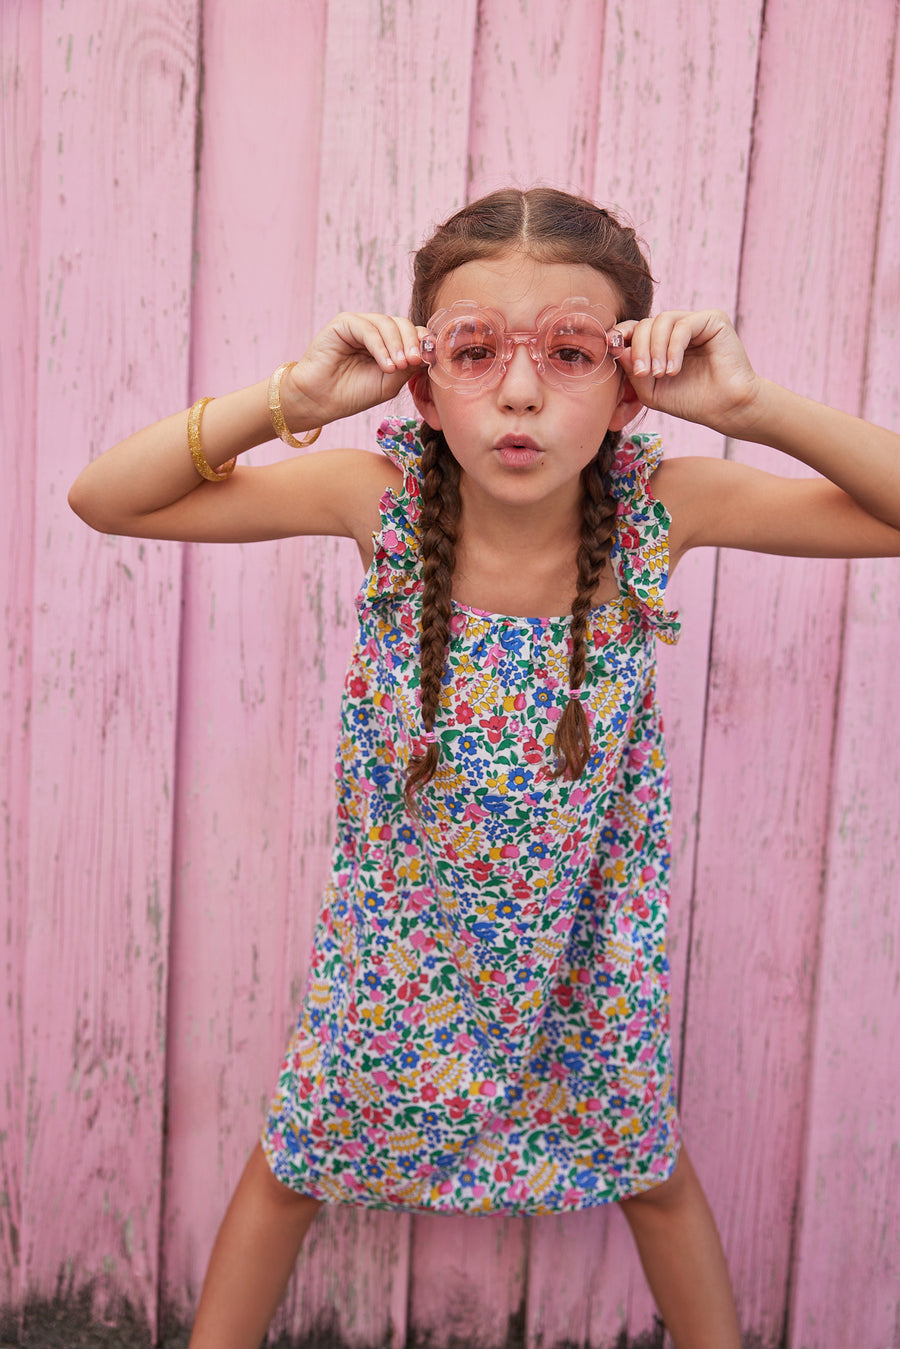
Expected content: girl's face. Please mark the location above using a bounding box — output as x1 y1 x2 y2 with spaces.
412 250 638 515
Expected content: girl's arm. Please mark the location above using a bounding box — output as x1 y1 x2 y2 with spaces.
69 312 425 548
617 310 900 563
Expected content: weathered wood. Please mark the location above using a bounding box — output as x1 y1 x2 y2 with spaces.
788 9 900 1341
155 0 330 1334
0 0 42 1334
679 1 897 1343
20 0 198 1338
466 0 608 201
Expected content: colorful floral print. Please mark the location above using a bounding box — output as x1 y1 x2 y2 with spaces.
262 420 682 1213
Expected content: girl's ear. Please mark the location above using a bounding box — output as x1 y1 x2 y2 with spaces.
410 371 442 430
607 376 642 432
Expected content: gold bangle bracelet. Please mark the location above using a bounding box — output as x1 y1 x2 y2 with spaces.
187 397 237 481
268 362 322 448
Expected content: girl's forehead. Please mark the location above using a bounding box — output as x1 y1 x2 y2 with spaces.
432 251 621 321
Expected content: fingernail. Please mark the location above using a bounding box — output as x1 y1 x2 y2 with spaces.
666 360 676 374
633 359 647 375
651 359 664 376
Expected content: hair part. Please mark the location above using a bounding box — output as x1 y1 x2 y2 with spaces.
405 188 654 801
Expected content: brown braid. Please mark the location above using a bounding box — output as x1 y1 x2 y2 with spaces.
553 430 620 780
404 423 461 806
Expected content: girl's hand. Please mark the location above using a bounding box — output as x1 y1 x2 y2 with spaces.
280 312 428 429
616 309 765 439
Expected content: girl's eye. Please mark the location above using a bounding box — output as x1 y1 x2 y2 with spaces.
547 323 607 373
551 344 596 367
451 342 496 365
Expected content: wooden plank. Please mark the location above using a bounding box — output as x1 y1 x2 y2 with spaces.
0 0 42 1335
466 0 608 201
20 1 198 1340
678 1 897 1342
155 0 330 1336
507 2 765 1343
788 9 900 1341
271 3 479 1345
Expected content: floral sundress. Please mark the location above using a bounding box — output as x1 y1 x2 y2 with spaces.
262 418 682 1214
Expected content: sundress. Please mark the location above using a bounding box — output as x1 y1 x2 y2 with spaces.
262 418 682 1214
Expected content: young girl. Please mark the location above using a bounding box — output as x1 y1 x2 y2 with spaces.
69 188 900 1349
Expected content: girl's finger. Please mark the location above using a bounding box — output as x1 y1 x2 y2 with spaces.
358 313 425 370
625 317 654 377
647 312 691 376
661 313 700 375
347 313 407 371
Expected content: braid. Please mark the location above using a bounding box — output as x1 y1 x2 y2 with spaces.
404 424 461 805
554 430 620 780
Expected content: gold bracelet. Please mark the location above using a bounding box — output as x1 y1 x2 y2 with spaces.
187 397 236 481
268 362 321 448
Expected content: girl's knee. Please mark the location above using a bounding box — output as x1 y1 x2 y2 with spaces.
619 1146 697 1214
246 1141 323 1217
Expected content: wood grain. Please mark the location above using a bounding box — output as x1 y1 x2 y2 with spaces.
679 1 898 1341
156 0 329 1331
788 9 900 1342
0 0 42 1332
19 0 198 1336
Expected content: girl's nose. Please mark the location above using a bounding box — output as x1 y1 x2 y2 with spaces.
498 343 542 411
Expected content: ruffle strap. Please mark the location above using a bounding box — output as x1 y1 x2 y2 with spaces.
608 433 681 645
359 419 426 608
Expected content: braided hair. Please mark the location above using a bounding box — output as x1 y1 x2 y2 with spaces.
404 188 654 803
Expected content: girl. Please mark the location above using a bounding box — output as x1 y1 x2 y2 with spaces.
69 188 900 1349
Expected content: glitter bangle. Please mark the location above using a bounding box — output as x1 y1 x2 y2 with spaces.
268 362 322 449
187 397 236 481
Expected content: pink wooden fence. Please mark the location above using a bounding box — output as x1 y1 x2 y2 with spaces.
2 2 899 1346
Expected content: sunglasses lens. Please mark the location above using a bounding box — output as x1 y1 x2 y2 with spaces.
433 315 500 383
544 315 613 382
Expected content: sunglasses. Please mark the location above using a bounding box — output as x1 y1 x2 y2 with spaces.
420 297 625 393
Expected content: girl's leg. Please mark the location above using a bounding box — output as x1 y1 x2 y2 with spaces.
618 1146 740 1349
188 1142 322 1349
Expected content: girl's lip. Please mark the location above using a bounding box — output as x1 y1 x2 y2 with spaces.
493 434 542 453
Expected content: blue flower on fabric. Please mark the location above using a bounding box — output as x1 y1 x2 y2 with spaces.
499 629 526 655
